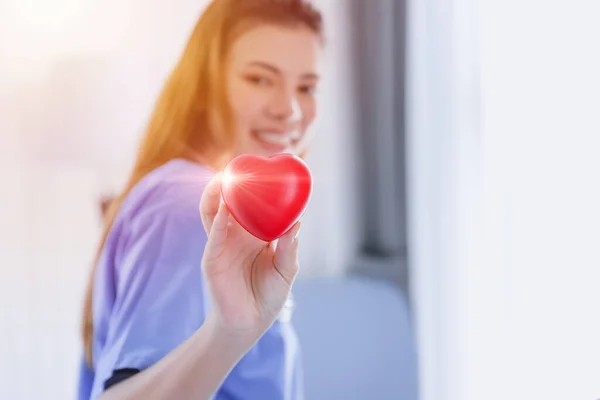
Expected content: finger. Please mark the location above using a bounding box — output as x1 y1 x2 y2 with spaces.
199 172 223 234
268 240 278 252
281 221 302 242
273 222 301 283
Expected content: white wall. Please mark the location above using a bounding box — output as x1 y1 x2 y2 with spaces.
0 0 359 398
407 1 600 399
406 0 484 399
479 1 600 398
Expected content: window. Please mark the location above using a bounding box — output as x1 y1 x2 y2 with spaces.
351 0 409 293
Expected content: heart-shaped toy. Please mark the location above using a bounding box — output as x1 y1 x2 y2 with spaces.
221 153 312 242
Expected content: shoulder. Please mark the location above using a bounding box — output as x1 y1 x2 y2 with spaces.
121 158 215 224
110 158 215 261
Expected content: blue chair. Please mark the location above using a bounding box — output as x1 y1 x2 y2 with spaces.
292 276 419 400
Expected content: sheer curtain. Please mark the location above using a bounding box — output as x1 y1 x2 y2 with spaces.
408 0 600 399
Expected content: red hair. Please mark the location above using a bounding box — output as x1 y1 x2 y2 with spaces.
82 0 323 367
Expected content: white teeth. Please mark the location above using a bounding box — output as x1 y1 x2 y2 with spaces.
256 132 293 146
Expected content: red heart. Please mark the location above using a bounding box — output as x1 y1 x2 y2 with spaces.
221 153 312 242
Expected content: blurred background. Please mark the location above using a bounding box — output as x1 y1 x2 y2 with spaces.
1 0 599 399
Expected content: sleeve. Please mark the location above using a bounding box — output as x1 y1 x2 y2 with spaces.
215 318 305 400
92 207 211 395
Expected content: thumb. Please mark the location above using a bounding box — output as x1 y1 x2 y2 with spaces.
202 201 232 267
206 202 230 248
199 172 223 234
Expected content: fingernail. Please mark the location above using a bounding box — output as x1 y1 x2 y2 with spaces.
293 222 302 239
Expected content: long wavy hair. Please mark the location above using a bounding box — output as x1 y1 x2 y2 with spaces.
82 0 323 367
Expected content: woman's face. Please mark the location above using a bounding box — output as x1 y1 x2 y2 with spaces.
225 24 323 158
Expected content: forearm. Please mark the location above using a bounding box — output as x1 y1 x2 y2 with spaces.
98 313 260 400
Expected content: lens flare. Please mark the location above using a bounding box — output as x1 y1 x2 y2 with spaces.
222 168 236 188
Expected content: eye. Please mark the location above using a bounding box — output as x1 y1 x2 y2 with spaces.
299 85 317 95
246 75 272 87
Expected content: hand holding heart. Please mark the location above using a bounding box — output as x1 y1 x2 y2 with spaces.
199 159 306 337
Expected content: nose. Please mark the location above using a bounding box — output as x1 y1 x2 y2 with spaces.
267 87 302 124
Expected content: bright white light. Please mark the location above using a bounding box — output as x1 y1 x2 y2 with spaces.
222 169 236 188
8 0 85 32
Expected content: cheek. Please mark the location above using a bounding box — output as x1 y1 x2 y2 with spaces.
228 81 262 127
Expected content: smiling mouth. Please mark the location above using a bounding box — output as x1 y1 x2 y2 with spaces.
252 130 301 152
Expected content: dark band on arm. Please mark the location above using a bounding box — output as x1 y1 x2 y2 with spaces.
104 368 141 390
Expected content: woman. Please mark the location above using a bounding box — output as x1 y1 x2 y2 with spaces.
77 0 324 399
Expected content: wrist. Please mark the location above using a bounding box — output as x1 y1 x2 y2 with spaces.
202 312 263 357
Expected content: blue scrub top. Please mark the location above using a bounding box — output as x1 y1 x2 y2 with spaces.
78 158 304 400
